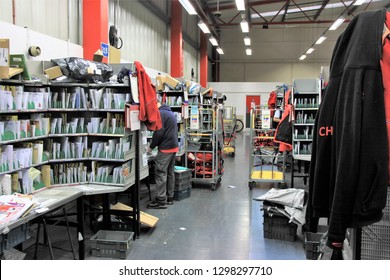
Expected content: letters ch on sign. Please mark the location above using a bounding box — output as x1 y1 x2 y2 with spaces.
319 126 333 136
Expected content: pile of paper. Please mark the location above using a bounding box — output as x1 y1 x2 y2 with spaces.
254 188 307 226
0 194 35 225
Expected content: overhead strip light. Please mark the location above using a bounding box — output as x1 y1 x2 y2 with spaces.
198 20 211 34
179 0 197 15
235 0 245 11
315 36 327 44
329 16 345 30
306 48 315 54
244 36 251 46
240 20 249 33
299 55 307 60
209 36 219 46
353 0 366 5
216 47 224 55
246 48 252 55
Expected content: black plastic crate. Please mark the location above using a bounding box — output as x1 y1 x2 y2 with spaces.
174 169 192 180
174 187 192 201
304 232 323 260
263 214 297 242
90 230 134 259
175 181 191 191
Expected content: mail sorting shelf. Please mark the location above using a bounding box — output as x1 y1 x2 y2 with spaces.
248 107 287 189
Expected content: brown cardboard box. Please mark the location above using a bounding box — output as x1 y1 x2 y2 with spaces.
109 45 121 63
0 39 10 79
111 202 159 227
156 75 165 91
93 49 103 62
44 66 63 80
164 75 180 89
156 75 180 91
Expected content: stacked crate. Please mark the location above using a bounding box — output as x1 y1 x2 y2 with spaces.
304 225 328 260
360 187 390 260
263 208 297 242
174 168 192 201
90 230 134 259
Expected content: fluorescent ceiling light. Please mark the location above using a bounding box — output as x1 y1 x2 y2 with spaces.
179 0 197 15
216 47 224 54
315 36 327 44
246 48 252 55
198 20 210 34
299 55 307 60
306 48 315 54
240 20 249 33
354 0 366 5
235 0 245 11
209 36 218 46
329 17 345 30
244 36 251 46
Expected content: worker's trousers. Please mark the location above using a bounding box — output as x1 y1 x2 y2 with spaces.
154 151 176 203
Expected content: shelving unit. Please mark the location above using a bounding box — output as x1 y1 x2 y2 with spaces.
0 75 142 234
291 78 322 161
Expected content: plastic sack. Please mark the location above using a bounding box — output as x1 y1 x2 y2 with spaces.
51 57 113 83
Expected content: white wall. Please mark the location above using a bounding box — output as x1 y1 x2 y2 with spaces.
0 0 80 44
0 21 83 62
219 61 326 82
109 0 169 73
208 82 284 129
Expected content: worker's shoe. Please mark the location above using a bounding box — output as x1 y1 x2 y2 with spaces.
147 201 167 209
167 197 174 205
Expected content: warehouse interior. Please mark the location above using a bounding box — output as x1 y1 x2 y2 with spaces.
0 0 390 267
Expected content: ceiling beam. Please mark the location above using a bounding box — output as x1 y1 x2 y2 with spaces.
207 0 287 11
138 0 169 24
313 0 330 20
210 19 350 27
282 0 291 22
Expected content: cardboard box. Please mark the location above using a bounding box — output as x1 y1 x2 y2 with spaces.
44 66 63 80
0 39 10 79
164 75 180 89
156 75 165 91
109 45 121 63
93 49 103 62
111 202 159 227
156 75 180 91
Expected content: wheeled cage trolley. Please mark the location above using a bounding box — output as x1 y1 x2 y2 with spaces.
248 106 287 189
186 107 224 191
223 106 237 157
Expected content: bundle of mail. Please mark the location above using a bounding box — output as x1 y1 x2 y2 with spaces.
254 188 306 226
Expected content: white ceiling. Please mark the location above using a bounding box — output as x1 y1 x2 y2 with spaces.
192 0 389 62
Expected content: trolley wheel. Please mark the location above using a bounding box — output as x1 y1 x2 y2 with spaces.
211 183 216 191
235 119 244 133
249 181 255 189
231 152 235 157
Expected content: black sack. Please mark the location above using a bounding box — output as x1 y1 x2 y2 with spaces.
52 57 113 83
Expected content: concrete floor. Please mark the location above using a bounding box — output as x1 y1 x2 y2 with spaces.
22 132 308 260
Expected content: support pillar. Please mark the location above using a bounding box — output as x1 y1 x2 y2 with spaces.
83 0 108 62
200 32 208 87
170 0 183 77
